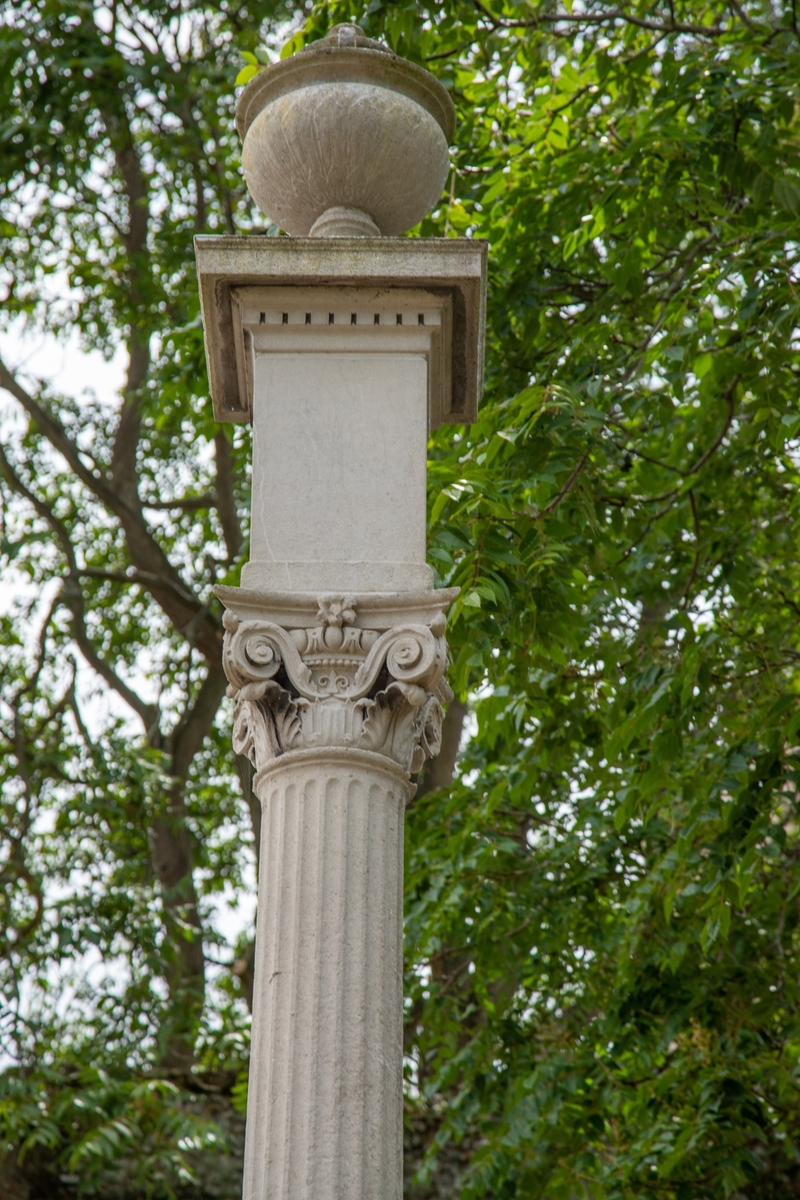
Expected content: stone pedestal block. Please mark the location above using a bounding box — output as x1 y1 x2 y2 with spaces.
246 346 430 594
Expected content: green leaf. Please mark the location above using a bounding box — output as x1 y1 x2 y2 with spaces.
774 176 800 214
235 64 260 87
751 171 774 205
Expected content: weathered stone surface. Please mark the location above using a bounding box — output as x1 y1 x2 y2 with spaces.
245 347 430 594
219 591 453 779
197 34 487 1190
195 239 481 1196
243 749 407 1200
215 585 457 633
236 25 455 237
242 82 449 238
201 269 471 594
308 206 380 237
217 588 454 1200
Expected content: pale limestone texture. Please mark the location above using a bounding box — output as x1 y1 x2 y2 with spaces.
219 592 452 774
244 349 429 594
202 272 474 594
199 32 486 1196
194 246 483 1198
216 585 458 632
217 590 454 1200
236 26 455 237
309 206 380 237
242 82 448 238
244 749 407 1200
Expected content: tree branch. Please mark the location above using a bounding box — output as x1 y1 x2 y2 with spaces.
686 376 738 475
170 665 228 780
538 447 592 517
0 441 158 727
413 700 469 802
0 355 124 513
213 431 243 562
61 577 158 727
681 488 702 607
0 362 224 668
78 567 209 608
143 493 216 512
472 1 727 36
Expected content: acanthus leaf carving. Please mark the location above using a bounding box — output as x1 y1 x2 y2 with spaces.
223 595 454 777
232 680 306 770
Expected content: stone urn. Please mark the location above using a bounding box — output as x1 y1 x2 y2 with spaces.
235 23 456 237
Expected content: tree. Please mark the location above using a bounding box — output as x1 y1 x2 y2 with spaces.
0 0 282 1190
2 1 800 1197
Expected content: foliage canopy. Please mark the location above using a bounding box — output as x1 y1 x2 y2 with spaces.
2 1 800 1196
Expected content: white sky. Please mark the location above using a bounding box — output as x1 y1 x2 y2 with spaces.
0 318 128 406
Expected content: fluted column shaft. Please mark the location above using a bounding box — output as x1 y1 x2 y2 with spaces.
243 747 410 1200
217 591 454 1200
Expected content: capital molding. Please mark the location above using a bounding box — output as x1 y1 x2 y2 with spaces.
194 235 487 427
217 587 456 781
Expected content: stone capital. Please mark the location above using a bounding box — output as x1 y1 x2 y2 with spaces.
217 587 456 784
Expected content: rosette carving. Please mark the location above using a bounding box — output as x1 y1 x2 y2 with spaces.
221 597 453 778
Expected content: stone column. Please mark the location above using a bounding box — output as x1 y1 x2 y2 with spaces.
194 22 487 1200
221 592 452 1198
247 749 406 1198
